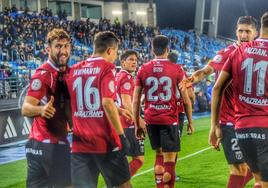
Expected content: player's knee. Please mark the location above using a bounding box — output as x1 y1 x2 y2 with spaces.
135 156 144 164
155 165 164 174
230 163 248 176
163 172 171 183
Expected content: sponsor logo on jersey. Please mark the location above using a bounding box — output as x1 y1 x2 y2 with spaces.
235 151 243 160
25 148 43 155
224 48 230 52
31 79 42 91
41 70 46 75
112 69 116 76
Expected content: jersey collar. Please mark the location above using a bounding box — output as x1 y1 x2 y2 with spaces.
47 60 59 71
256 38 268 42
152 58 169 61
232 42 239 49
86 57 104 61
119 69 132 76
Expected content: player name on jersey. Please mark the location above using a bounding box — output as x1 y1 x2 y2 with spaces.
73 67 101 76
245 47 268 56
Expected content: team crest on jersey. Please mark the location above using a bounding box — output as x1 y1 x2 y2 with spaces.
124 82 131 90
31 79 42 91
109 80 115 93
259 42 265 48
213 55 222 63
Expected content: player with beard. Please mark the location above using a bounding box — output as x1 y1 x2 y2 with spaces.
212 12 268 188
21 29 72 187
115 50 146 176
180 16 258 188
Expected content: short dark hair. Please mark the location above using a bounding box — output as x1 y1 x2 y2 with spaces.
261 12 268 28
46 28 70 46
152 35 169 56
93 31 120 54
237 16 258 29
167 51 179 63
120 50 138 61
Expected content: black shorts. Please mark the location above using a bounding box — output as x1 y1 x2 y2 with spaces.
147 124 180 152
236 128 268 181
124 128 144 157
71 152 131 188
178 112 185 137
221 125 245 164
25 139 71 188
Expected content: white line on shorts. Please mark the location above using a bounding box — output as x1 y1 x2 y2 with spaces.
132 146 212 179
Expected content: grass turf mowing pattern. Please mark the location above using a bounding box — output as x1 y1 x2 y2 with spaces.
0 117 254 188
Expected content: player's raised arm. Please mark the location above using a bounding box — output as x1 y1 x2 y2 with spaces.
179 65 214 91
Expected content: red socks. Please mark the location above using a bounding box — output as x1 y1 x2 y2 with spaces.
163 162 176 188
243 170 253 186
129 158 143 176
155 155 164 188
227 175 245 188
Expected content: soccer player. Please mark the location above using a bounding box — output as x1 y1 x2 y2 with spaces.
21 28 72 187
133 35 192 188
168 51 194 136
180 16 257 188
115 50 145 176
211 12 268 188
66 31 132 188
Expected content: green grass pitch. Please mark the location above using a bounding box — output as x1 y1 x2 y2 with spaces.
0 117 254 188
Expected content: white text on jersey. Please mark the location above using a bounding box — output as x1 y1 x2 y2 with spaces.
73 67 100 76
245 48 268 57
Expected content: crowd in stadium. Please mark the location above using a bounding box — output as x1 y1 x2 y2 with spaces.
1 1 268 187
0 5 219 111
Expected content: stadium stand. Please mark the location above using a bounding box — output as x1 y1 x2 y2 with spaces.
0 5 228 110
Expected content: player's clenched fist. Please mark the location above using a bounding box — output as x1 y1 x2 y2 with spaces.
41 96 56 119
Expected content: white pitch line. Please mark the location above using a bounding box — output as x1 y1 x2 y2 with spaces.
132 146 212 179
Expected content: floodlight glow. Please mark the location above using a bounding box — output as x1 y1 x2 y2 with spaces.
112 11 122 15
136 11 147 15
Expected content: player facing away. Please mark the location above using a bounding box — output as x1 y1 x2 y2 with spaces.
66 31 132 188
180 16 258 188
21 29 72 188
133 35 192 188
115 50 146 176
211 12 268 188
167 51 194 136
